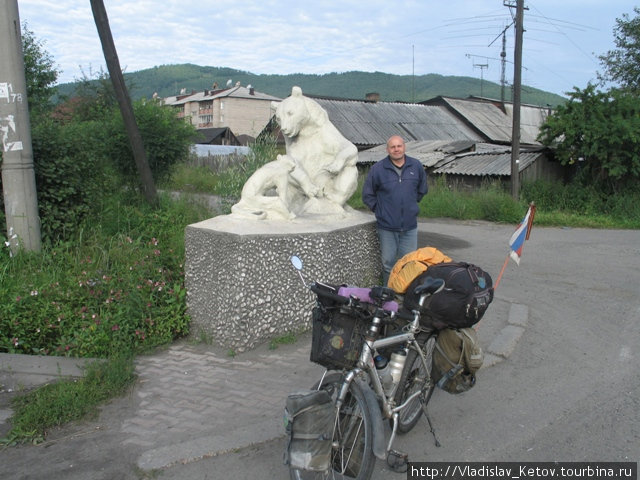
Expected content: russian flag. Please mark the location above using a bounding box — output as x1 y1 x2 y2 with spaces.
509 204 536 265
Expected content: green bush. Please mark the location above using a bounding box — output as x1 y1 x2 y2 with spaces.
0 192 208 357
105 99 198 187
31 117 117 242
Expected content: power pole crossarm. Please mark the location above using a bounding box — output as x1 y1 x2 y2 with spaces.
0 0 42 254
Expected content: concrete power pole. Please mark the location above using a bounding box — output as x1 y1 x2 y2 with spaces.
509 0 524 200
0 0 41 254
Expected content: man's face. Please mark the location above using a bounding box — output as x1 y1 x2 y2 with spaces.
387 137 406 163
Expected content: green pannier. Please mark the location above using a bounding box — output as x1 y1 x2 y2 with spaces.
431 327 484 394
284 389 334 471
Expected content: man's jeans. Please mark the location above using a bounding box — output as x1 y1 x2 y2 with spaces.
378 227 418 286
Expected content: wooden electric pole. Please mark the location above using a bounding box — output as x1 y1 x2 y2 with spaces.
509 0 524 200
90 0 157 205
0 0 42 254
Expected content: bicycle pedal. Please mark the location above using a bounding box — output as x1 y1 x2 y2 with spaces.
386 449 408 473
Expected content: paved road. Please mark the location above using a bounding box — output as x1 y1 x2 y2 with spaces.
1 218 638 480
160 219 640 479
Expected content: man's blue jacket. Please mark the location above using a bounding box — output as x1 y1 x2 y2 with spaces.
362 155 428 232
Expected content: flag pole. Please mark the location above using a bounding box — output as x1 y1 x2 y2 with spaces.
493 254 510 291
494 201 536 292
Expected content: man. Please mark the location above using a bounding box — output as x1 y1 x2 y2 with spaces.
362 135 428 286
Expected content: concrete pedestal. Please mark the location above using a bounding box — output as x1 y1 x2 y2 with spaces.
184 212 381 352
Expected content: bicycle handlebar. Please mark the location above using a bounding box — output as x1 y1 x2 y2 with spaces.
309 283 351 305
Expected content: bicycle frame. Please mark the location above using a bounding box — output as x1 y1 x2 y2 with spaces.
328 307 435 456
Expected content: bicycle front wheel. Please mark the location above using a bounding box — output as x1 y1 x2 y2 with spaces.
393 338 434 434
289 372 376 480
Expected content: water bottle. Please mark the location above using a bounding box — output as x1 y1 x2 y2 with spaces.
374 355 394 393
388 351 407 387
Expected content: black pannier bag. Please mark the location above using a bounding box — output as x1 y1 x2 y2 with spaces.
403 262 494 329
284 389 334 471
309 283 369 370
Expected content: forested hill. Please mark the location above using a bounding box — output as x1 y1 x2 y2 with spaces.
56 63 568 107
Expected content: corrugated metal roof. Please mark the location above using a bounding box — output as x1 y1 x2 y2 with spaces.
503 103 551 145
433 150 543 176
357 139 476 167
314 99 484 147
432 97 544 145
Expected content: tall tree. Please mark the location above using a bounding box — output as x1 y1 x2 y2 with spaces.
538 84 640 192
21 23 59 115
598 7 640 92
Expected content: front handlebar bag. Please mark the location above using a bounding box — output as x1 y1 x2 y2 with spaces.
310 284 368 370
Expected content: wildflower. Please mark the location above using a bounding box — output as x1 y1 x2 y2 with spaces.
16 296 21 302
111 325 119 331
12 337 19 346
30 290 38 296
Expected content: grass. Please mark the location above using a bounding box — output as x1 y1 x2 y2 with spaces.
2 354 135 446
269 331 298 350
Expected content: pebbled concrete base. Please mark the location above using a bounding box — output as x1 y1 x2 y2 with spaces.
184 212 381 352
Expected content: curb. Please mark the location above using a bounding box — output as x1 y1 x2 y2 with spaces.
483 303 528 367
0 353 100 391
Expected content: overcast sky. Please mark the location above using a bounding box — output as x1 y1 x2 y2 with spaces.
16 0 637 97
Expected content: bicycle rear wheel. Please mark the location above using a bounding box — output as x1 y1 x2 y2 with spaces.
392 336 435 434
289 373 376 480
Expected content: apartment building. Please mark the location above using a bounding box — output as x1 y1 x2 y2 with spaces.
164 83 282 140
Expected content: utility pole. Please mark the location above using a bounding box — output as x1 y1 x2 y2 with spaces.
507 0 525 200
500 30 507 105
0 0 41 255
90 0 157 205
